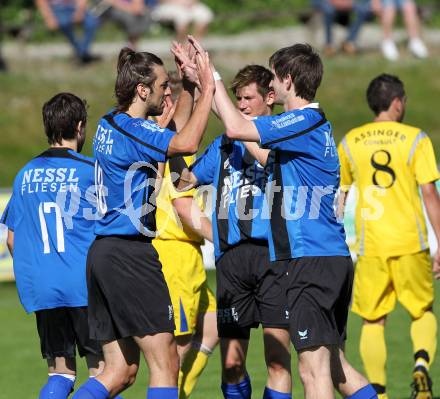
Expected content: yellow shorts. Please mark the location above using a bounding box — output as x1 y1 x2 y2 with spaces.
153 239 216 336
352 250 434 320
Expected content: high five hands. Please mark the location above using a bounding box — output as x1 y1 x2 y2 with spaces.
171 36 215 94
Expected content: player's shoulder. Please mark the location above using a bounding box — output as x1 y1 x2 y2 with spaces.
346 121 422 137
203 134 224 152
266 104 325 129
395 121 424 139
344 122 373 140
12 158 36 188
119 113 166 135
68 151 95 168
41 148 95 168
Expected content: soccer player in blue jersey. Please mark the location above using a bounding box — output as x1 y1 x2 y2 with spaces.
187 38 378 399
0 93 108 399
72 46 215 399
174 64 292 399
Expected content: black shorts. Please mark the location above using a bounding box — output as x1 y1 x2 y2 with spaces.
87 235 175 341
35 307 102 359
216 241 289 339
286 256 354 351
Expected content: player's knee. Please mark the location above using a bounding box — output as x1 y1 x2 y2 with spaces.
223 358 246 381
266 358 290 379
298 357 329 387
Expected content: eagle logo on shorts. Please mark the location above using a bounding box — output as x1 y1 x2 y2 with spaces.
298 329 308 340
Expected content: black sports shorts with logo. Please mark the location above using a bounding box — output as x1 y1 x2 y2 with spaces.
87 235 175 341
216 240 289 339
286 256 354 351
35 306 102 359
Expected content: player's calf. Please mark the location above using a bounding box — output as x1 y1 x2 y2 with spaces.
298 346 334 398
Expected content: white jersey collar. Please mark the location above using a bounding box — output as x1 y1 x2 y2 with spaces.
297 102 320 110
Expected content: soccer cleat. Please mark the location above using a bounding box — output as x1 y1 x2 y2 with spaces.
410 366 433 399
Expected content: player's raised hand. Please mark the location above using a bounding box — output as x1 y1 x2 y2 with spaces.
195 50 215 95
188 35 206 56
433 248 440 280
171 41 198 85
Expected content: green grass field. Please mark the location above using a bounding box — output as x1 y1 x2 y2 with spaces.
1 273 439 399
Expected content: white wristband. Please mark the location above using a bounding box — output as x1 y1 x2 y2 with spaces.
213 71 222 81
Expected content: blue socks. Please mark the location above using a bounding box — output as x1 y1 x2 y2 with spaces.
263 386 292 399
71 378 109 399
147 387 178 398
39 375 75 399
347 384 378 399
221 375 252 399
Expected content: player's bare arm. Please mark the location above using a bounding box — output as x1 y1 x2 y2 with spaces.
173 197 213 242
169 42 198 131
421 181 440 279
337 189 349 221
188 36 260 142
6 230 13 256
167 50 215 157
243 142 269 166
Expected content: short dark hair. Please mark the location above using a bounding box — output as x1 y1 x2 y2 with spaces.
230 64 274 99
269 43 323 101
366 74 405 115
115 47 164 112
42 92 87 145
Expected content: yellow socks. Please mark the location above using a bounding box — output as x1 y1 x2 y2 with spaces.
411 311 437 369
178 342 212 399
360 323 387 397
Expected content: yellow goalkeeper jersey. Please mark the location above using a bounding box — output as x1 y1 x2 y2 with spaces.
155 155 204 243
338 121 439 257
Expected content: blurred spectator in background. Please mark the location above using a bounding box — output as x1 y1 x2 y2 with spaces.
151 0 213 42
89 0 152 50
0 17 7 71
35 0 100 64
371 0 428 60
313 0 372 55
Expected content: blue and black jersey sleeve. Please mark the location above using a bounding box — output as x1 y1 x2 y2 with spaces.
254 110 327 152
104 114 175 163
190 136 222 185
126 120 175 163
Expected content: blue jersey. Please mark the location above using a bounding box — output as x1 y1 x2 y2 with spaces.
93 112 175 236
254 104 349 260
191 135 269 260
0 148 96 313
